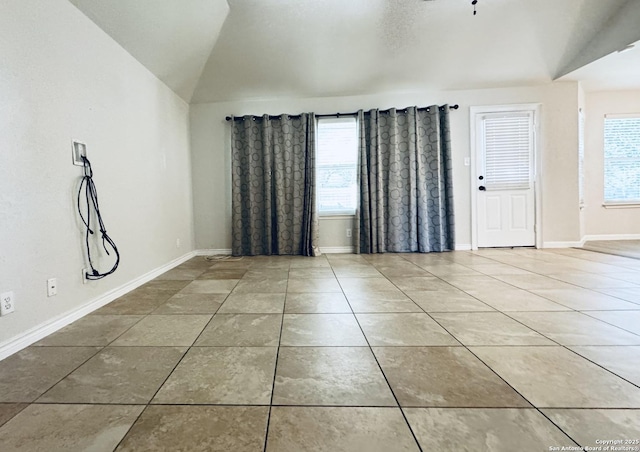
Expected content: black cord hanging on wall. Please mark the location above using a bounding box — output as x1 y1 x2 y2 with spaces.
472 0 479 15
77 156 120 280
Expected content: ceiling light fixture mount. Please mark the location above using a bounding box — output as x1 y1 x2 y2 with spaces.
472 0 479 15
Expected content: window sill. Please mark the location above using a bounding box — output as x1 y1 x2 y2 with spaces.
602 202 640 209
319 214 356 220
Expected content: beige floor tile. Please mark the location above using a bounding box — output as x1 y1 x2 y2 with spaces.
406 290 494 312
288 256 331 268
280 314 367 346
347 292 422 313
38 347 186 404
547 273 639 289
242 269 290 280
34 315 141 346
232 278 288 293
197 268 248 279
569 346 640 386
431 312 555 346
177 257 217 270
405 408 575 452
377 265 431 278
0 347 99 402
356 313 458 346
0 404 143 452
117 406 269 452
272 347 396 406
0 403 27 427
509 312 640 345
218 293 286 313
195 314 282 347
93 290 175 315
156 267 207 280
285 292 351 313
465 289 571 312
266 407 420 452
332 266 383 278
595 287 640 304
288 268 335 278
531 288 639 311
338 277 399 294
414 263 481 277
387 276 444 292
542 409 640 449
440 275 513 292
152 293 227 314
374 347 529 408
139 280 192 292
471 346 640 407
111 315 211 346
153 347 277 405
584 310 640 335
180 279 239 294
287 277 342 293
466 263 534 275
492 274 577 290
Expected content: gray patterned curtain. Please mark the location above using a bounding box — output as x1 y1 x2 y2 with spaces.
355 106 455 253
231 114 320 256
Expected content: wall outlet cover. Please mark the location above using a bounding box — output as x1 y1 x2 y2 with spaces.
72 140 87 166
1 291 15 315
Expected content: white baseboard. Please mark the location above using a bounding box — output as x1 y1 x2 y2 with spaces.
0 251 196 361
455 244 472 251
542 241 585 248
320 246 354 254
195 249 232 256
582 234 640 242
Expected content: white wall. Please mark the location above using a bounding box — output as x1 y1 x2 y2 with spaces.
0 0 195 346
190 82 581 250
583 89 640 237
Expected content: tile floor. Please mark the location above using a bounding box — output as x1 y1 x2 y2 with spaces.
1 249 640 451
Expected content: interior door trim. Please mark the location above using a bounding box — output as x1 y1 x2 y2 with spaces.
469 103 542 250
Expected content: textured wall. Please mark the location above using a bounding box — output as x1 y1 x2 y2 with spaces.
0 0 195 345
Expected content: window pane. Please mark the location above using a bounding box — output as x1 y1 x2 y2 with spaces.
317 117 358 215
604 117 640 203
483 113 533 191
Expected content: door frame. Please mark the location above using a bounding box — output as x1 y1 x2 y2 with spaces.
469 104 542 250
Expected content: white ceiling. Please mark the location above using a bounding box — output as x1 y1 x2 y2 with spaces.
68 0 640 103
68 0 229 101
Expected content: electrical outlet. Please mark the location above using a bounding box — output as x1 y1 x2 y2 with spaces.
83 268 90 284
346 228 352 238
72 140 87 166
47 278 58 297
176 238 181 249
1 291 15 316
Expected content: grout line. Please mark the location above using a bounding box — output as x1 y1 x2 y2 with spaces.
262 263 289 452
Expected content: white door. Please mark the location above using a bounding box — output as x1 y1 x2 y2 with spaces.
476 111 536 248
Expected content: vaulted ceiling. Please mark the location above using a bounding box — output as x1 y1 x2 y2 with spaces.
68 0 640 103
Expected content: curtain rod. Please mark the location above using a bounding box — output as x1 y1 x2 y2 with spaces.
225 104 459 121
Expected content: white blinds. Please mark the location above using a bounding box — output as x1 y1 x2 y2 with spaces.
316 117 358 214
482 113 533 191
604 116 640 203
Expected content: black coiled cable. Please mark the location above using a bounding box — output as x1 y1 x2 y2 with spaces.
77 155 120 280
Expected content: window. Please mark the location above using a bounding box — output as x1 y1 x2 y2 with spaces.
482 111 534 191
604 115 640 204
578 108 585 206
316 117 358 215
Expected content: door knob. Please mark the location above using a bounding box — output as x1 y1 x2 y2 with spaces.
479 186 486 191
479 176 484 180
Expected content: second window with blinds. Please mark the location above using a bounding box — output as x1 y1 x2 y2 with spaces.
316 117 358 216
